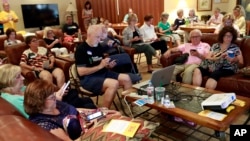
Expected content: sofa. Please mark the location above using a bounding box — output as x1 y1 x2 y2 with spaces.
35 28 87 53
160 33 250 98
4 43 72 84
0 97 63 141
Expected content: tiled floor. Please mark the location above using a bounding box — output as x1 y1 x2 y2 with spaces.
92 54 250 141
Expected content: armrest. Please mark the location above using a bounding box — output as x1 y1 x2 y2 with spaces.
156 33 174 48
54 58 72 81
21 67 37 85
160 51 182 67
121 46 136 63
62 41 76 52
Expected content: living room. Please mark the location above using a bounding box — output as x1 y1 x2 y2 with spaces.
0 0 250 141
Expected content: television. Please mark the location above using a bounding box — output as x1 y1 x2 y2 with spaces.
21 4 60 28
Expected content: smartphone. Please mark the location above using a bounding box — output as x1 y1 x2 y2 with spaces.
86 111 104 121
62 81 70 95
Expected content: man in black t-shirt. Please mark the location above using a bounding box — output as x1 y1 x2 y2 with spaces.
75 25 132 109
62 15 81 37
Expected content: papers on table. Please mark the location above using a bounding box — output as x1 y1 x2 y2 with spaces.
102 119 141 137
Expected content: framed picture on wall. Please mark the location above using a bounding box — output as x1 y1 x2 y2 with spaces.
197 0 212 11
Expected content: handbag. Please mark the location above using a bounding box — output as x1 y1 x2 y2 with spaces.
174 53 189 65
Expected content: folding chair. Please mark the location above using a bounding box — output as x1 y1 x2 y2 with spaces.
69 64 119 110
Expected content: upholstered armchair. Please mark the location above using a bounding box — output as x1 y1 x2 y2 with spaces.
4 43 72 84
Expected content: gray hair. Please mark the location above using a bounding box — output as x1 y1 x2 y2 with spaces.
189 29 202 40
161 12 169 21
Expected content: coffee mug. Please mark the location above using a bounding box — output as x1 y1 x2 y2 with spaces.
227 50 235 58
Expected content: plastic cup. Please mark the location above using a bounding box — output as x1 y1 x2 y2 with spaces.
155 87 165 102
227 50 235 58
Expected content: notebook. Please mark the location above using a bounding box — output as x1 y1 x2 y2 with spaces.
132 65 175 90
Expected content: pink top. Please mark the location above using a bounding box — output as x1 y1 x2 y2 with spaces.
178 42 210 65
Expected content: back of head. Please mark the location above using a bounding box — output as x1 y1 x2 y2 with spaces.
0 64 21 90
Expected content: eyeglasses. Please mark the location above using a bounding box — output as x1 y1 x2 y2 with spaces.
46 93 56 101
224 34 233 38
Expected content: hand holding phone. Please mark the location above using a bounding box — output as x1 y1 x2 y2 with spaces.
61 81 70 96
86 111 104 121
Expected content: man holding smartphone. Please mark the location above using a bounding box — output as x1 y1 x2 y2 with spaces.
163 29 210 84
75 24 132 109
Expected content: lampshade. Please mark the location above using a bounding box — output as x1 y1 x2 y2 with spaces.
66 2 77 12
246 3 250 12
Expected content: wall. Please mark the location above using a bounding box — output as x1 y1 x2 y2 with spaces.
4 0 77 32
164 0 237 23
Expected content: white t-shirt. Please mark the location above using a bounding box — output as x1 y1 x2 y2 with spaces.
140 23 157 42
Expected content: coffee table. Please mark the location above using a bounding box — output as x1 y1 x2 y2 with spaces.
122 83 250 141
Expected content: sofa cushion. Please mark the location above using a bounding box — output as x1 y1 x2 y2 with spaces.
0 115 62 141
4 42 27 65
0 97 23 117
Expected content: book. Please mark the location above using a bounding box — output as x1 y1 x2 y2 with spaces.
102 119 141 137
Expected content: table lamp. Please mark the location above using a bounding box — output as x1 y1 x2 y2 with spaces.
246 3 250 12
66 2 77 20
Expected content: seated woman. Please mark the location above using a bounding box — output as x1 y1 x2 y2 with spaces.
172 9 186 42
4 28 22 47
187 9 199 23
158 12 181 46
123 13 160 73
233 5 246 37
214 13 240 36
43 27 68 56
193 26 244 89
20 36 65 87
0 64 97 119
24 79 158 141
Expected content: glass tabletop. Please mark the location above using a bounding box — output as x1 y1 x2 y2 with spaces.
164 83 212 113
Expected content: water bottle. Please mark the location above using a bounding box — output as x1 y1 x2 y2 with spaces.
146 81 155 104
163 95 171 108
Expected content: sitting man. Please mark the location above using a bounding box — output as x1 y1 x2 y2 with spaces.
163 29 210 84
62 14 81 42
140 14 168 56
75 24 132 109
20 36 65 87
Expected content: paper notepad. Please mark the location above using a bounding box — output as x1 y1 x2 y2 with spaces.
103 119 140 137
198 110 227 121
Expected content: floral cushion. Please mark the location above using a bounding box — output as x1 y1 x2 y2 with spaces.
80 115 159 141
